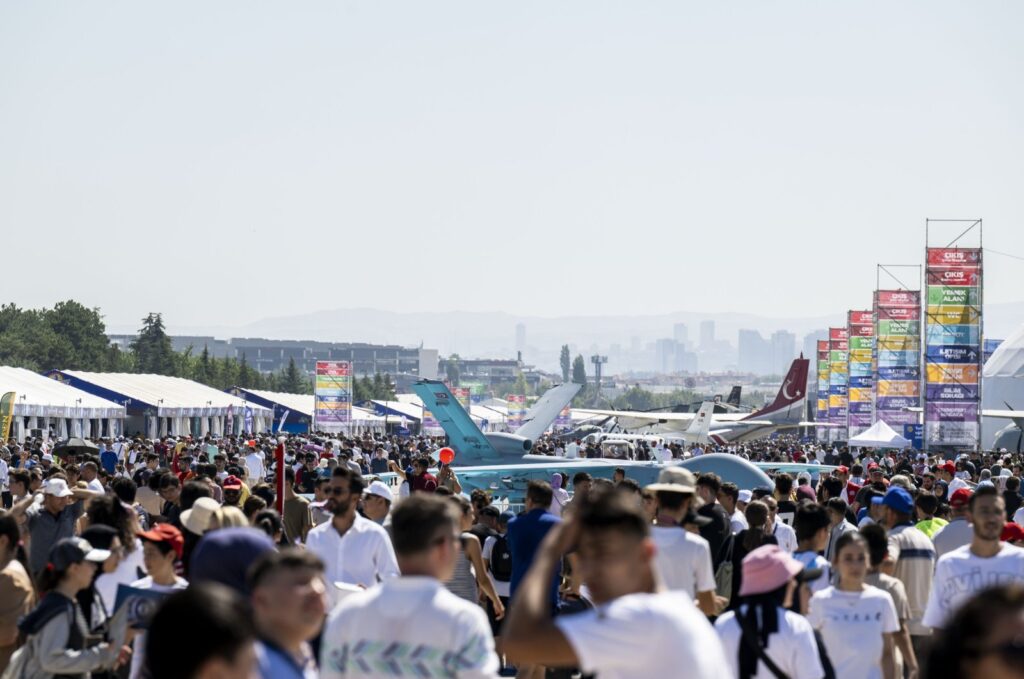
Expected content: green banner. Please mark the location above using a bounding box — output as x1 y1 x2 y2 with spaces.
927 285 980 307
0 392 15 441
878 319 920 337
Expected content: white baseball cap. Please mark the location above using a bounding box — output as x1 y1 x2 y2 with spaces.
738 489 753 503
364 480 393 503
41 478 74 498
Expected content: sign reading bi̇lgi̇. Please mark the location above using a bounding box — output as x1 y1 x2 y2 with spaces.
923 247 982 448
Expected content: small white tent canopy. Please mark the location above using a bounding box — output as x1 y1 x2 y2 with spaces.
0 366 125 441
56 371 273 438
847 420 911 449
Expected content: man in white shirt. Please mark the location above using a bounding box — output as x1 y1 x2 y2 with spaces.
932 488 975 557
503 487 727 679
245 447 265 485
80 461 105 493
923 484 1024 629
719 482 748 534
646 467 717 615
763 496 798 553
305 467 399 601
564 439 579 460
320 494 499 678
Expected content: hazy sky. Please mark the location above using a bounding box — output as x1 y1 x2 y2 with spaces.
2 2 1022 332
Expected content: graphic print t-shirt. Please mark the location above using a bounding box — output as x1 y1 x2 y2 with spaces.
922 543 1024 629
808 585 899 679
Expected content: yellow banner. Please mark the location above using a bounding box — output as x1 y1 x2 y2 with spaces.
877 337 918 351
849 388 871 402
926 305 981 325
926 364 980 385
849 349 873 362
877 381 919 397
0 392 14 441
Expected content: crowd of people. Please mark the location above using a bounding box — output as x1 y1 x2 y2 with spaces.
1 429 1024 678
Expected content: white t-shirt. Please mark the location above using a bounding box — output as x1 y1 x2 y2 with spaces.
715 605 824 679
565 442 579 459
320 576 499 679
548 487 570 516
731 509 749 534
1014 506 1024 528
793 550 832 594
481 535 510 598
808 585 899 679
245 452 265 481
556 591 726 679
87 478 105 494
948 476 969 494
773 519 798 553
922 543 1024 629
651 526 716 596
128 575 188 679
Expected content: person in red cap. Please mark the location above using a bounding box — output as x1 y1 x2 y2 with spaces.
715 543 826 679
932 488 974 558
924 485 1024 631
129 523 188 679
937 461 969 495
222 475 244 509
1000 522 1024 547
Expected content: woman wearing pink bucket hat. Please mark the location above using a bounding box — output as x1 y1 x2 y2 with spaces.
715 544 830 679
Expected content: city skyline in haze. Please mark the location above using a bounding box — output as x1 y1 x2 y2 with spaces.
2 2 1023 329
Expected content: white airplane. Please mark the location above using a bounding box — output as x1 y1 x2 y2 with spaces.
577 357 835 444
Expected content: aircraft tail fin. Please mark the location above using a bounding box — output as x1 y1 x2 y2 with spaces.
411 381 498 464
727 386 742 408
514 383 582 441
686 401 716 438
745 357 809 423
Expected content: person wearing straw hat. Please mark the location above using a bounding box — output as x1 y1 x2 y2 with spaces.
645 467 718 616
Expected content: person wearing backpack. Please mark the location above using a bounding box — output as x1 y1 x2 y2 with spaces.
482 511 514 651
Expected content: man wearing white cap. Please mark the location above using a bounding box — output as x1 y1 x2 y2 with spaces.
362 480 393 527
11 477 101 577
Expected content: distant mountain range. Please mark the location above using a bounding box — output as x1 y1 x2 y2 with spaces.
109 301 1024 364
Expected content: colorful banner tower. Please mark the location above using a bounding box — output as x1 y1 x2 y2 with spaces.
923 219 983 451
816 340 830 442
828 327 849 442
314 361 352 434
873 283 922 431
847 310 874 437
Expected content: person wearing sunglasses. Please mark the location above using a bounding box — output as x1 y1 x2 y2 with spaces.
305 466 398 604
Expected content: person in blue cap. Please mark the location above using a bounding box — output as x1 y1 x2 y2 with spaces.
878 485 935 664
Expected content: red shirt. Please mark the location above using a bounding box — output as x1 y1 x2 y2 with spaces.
410 472 438 493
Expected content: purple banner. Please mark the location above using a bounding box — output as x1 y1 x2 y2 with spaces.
926 402 979 421
925 383 979 402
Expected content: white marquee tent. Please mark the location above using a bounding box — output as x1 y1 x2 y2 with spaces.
0 366 125 441
54 371 273 438
847 420 912 449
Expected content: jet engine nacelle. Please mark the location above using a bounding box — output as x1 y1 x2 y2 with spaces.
483 432 533 457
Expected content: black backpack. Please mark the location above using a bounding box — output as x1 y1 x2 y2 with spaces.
490 534 513 582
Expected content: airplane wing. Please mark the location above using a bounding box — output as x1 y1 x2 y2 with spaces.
411 381 498 460
574 408 695 424
982 409 1024 419
515 383 581 441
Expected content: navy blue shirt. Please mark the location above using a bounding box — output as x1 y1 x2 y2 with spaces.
508 508 561 607
100 450 118 475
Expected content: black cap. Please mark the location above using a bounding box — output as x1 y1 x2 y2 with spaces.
49 537 110 571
